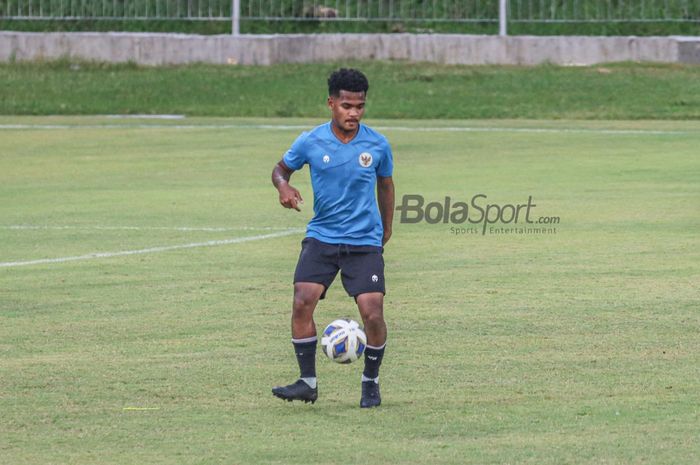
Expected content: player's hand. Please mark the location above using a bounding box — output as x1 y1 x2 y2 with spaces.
382 228 392 246
278 184 303 211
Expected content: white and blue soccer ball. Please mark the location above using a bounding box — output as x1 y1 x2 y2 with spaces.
321 318 367 364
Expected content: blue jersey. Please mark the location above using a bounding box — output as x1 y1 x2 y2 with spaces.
283 122 394 247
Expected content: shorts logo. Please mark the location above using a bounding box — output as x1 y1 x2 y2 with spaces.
359 152 373 168
323 155 330 164
371 274 379 282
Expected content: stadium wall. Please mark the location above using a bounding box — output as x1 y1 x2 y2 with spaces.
1 32 699 66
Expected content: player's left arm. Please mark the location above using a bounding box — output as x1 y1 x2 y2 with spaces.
377 176 395 246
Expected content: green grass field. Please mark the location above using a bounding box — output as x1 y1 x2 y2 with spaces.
2 61 700 120
1 116 699 464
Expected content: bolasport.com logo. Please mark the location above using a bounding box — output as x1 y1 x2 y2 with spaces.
395 194 560 236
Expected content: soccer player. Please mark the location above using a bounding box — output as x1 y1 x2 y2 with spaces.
271 68 395 408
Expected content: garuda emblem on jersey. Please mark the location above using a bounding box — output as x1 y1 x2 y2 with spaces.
359 152 373 168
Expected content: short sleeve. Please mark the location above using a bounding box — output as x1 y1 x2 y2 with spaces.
376 138 394 177
282 132 309 171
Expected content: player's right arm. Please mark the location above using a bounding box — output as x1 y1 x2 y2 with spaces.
272 160 303 212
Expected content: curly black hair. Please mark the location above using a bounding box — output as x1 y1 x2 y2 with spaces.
327 68 369 97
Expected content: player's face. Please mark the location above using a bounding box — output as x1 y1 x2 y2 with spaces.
328 90 366 134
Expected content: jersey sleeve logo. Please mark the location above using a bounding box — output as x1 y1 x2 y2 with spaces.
359 152 373 168
323 154 330 164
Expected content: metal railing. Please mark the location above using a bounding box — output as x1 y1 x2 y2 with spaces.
509 0 698 22
1 0 699 33
0 0 232 20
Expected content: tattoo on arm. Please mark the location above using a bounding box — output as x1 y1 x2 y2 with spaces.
272 162 293 189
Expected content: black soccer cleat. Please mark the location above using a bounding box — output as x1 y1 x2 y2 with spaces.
272 379 318 404
360 381 381 408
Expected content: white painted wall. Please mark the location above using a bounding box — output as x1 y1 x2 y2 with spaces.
1 32 698 66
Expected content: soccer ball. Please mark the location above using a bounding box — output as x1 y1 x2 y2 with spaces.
321 318 367 364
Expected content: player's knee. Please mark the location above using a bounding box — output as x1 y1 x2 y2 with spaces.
292 297 312 314
360 304 384 325
292 288 319 313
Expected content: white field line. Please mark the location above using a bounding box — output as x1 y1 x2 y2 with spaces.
0 229 303 268
0 123 691 135
0 225 298 232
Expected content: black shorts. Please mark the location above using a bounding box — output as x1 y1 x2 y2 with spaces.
293 237 385 300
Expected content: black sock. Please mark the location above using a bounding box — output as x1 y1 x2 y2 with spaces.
363 344 386 380
292 337 317 379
